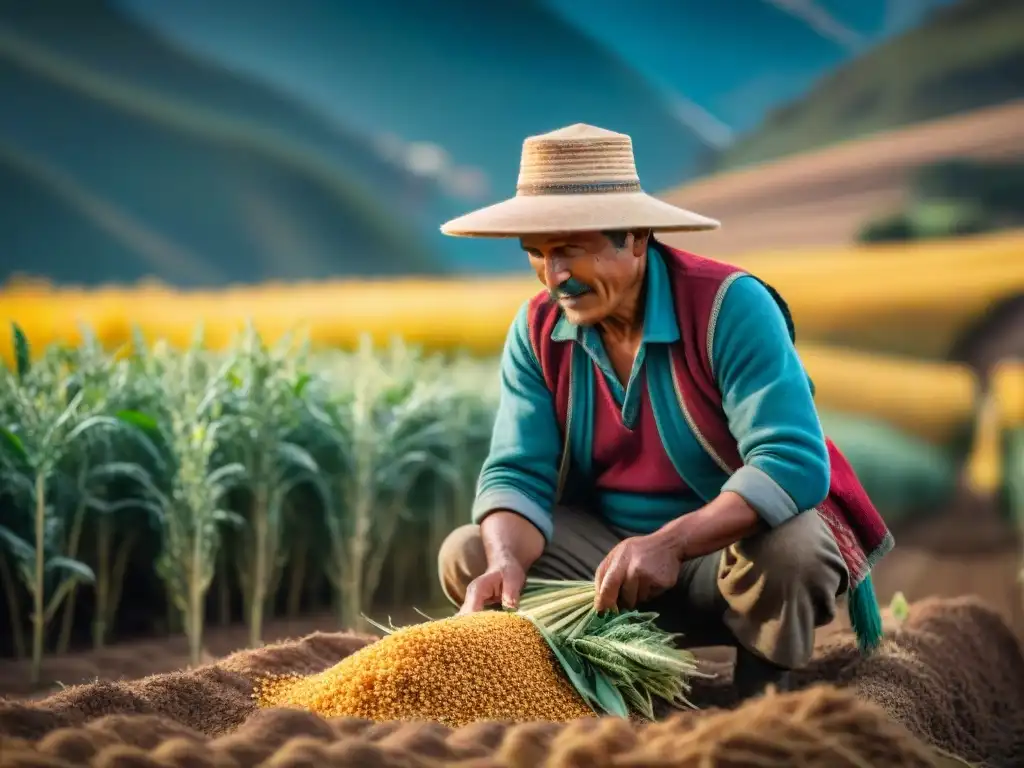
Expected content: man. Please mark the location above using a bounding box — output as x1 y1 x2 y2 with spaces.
436 124 893 700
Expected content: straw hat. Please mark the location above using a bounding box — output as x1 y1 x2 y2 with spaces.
440 123 720 238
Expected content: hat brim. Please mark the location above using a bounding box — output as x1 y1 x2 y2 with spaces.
440 191 720 238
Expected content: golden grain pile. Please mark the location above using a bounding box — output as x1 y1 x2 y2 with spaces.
253 611 596 727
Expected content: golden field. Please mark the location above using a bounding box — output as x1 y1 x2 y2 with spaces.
721 228 1024 360
3 230 1021 444
994 360 1024 428
2 229 1020 361
795 344 975 444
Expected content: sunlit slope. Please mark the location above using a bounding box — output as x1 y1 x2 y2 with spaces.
658 100 1024 260
6 231 1015 444
3 230 1019 362
10 227 1016 362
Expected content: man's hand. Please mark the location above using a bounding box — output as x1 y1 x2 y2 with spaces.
594 531 682 613
593 492 764 613
458 510 545 616
458 558 527 615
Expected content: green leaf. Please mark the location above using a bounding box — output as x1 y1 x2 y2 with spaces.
517 580 706 718
0 525 34 564
0 428 28 462
524 613 631 718
207 462 247 492
619 680 654 720
277 441 319 475
115 409 160 433
525 617 603 715
11 323 30 379
213 509 246 528
65 414 119 444
86 460 152 487
592 669 631 718
45 556 96 584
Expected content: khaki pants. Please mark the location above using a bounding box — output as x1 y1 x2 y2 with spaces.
438 506 849 669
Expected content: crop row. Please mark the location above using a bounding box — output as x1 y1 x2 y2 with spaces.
0 325 497 683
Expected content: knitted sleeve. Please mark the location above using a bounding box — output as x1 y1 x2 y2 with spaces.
712 275 830 525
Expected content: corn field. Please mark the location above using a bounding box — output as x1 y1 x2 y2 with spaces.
1 321 1020 686
0 324 497 682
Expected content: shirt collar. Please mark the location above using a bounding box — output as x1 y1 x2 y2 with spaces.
551 244 680 344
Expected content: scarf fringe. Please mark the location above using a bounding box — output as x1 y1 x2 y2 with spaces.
847 572 884 654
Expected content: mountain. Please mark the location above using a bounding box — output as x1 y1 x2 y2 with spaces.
538 0 953 136
0 0 446 286
114 0 725 272
2 0 727 283
2 0 1003 285
714 0 1024 171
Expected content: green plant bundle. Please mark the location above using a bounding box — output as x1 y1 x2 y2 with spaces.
517 579 710 720
367 578 710 722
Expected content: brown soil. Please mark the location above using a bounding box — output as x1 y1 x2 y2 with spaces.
869 499 1024 637
3 525 1018 703
657 99 1024 259
1 504 1020 767
0 596 1021 767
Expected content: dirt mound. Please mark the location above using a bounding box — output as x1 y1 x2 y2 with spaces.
0 597 1021 767
0 631 372 740
0 687 951 767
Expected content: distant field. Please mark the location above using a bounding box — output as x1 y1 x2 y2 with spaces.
2 229 1020 366
658 100 1024 259
7 232 1024 445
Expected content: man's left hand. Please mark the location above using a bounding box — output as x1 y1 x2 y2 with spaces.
593 531 682 613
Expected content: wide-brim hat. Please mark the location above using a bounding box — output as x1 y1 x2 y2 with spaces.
441 123 720 238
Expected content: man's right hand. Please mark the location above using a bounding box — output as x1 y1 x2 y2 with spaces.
458 559 528 615
458 510 544 616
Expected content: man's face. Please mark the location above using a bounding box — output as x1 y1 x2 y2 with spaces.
520 231 645 326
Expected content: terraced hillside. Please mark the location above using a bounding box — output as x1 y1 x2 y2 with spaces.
659 100 1024 259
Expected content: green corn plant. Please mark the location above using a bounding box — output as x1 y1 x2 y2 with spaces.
47 329 162 654
89 489 162 649
313 338 459 629
516 579 711 720
131 331 246 666
219 324 322 647
387 355 498 608
281 487 322 618
83 330 173 648
0 521 32 660
0 324 128 684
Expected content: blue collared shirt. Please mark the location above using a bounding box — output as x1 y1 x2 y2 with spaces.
473 245 830 541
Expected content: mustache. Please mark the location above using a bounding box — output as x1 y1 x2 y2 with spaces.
548 276 592 301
